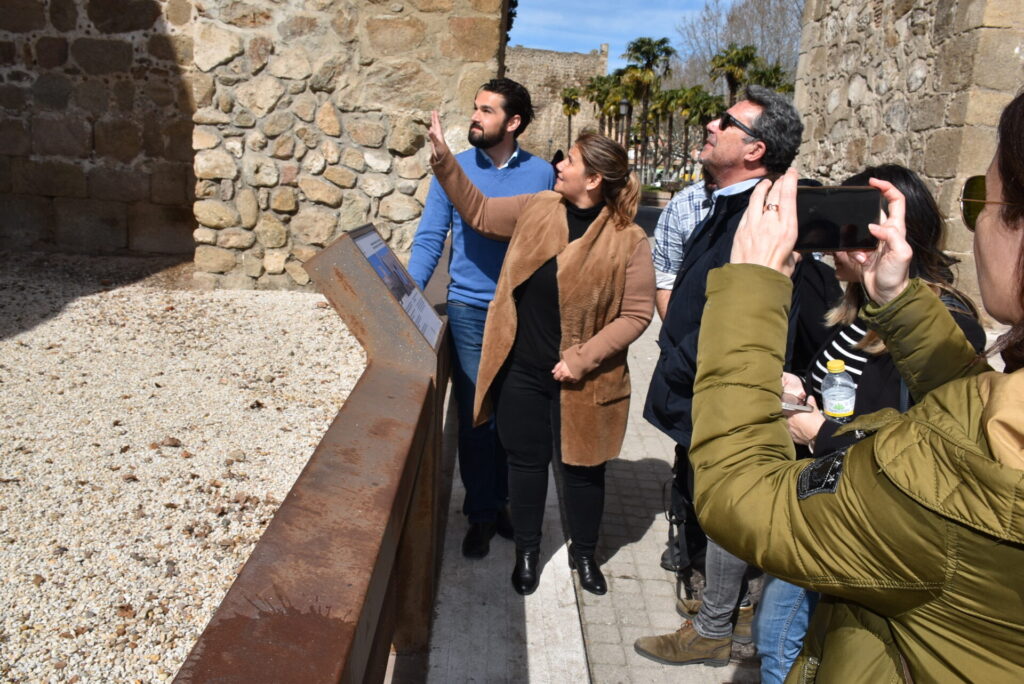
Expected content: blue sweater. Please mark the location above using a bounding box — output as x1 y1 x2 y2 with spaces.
407 146 555 308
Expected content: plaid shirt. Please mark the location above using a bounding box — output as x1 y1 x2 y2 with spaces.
652 180 712 289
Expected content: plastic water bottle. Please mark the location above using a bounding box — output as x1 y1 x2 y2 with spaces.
821 359 856 424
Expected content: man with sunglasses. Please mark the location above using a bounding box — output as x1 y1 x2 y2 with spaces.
637 85 837 668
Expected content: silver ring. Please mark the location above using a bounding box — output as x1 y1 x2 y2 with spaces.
764 203 780 211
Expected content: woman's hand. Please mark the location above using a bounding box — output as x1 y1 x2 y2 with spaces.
731 168 801 277
552 360 578 383
786 395 825 447
781 371 806 401
427 110 451 161
852 178 914 305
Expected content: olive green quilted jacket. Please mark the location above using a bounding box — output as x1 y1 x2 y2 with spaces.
689 265 1024 682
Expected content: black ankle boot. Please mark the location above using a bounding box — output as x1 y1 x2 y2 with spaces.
511 548 540 595
569 549 607 595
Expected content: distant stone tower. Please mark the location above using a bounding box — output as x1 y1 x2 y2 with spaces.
505 44 609 161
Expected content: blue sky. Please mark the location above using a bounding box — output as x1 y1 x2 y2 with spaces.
507 0 705 72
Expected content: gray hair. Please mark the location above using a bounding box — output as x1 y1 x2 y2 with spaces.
744 85 803 174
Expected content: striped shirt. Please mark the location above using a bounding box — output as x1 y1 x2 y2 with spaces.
809 319 869 398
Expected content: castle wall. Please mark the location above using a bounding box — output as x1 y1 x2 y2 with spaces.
504 45 608 162
794 0 1024 301
0 0 198 255
0 0 506 291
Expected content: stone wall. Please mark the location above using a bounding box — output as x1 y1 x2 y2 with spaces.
504 45 608 162
794 0 1024 301
1 0 506 290
0 0 197 255
189 0 505 290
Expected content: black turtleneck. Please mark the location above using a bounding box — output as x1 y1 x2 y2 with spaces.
510 201 605 371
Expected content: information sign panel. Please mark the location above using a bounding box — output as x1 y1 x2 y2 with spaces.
350 224 443 349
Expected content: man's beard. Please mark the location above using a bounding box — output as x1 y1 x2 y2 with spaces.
468 124 504 150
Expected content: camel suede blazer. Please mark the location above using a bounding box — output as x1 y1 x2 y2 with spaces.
431 149 655 466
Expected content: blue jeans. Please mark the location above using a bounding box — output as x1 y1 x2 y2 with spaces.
754 576 819 684
447 300 507 523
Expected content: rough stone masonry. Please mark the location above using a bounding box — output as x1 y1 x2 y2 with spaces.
0 0 506 290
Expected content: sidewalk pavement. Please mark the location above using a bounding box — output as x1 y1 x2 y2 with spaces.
427 317 760 683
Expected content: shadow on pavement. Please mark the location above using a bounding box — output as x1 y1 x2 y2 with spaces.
599 456 672 564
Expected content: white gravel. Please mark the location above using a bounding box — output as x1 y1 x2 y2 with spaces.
0 252 366 682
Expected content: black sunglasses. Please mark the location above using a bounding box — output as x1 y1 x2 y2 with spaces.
719 111 760 140
958 175 1019 232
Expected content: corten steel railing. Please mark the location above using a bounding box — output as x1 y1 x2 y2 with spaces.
175 232 450 683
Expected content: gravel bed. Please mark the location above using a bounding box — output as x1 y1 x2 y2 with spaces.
0 252 366 682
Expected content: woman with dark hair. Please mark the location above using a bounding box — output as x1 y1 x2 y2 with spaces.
426 113 655 595
753 164 986 684
687 88 1024 680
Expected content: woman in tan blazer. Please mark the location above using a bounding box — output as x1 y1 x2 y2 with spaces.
427 112 656 596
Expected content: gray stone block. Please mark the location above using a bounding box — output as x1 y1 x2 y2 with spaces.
54 197 128 252
95 118 142 163
35 37 68 69
86 0 160 33
0 0 46 33
0 194 53 249
87 165 150 202
0 119 30 155
50 0 77 32
71 38 134 75
150 162 190 206
0 85 27 110
128 203 195 254
32 115 92 158
30 73 72 109
12 158 87 197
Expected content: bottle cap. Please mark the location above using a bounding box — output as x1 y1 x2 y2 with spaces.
826 359 846 373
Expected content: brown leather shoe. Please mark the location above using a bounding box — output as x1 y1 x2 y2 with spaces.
634 620 731 666
674 600 754 644
733 605 754 644
675 596 703 616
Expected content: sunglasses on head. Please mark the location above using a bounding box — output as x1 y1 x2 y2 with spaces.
719 111 760 140
958 175 1020 231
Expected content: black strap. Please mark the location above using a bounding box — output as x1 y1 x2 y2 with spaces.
784 260 805 370
899 379 910 413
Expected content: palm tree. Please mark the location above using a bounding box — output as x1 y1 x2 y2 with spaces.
652 88 684 178
622 37 677 182
679 86 723 178
709 43 759 106
561 86 581 151
747 59 794 94
583 74 617 137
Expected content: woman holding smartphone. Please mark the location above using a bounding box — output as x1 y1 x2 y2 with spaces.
755 164 986 684
426 113 655 596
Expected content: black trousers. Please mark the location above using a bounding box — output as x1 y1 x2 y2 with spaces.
496 361 606 556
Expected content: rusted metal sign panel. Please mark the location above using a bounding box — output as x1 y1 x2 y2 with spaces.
176 229 448 683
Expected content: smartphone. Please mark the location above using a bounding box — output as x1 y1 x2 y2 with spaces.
781 392 813 413
795 186 882 252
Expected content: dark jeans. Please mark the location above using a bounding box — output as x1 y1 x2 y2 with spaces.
447 300 507 523
496 361 605 556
